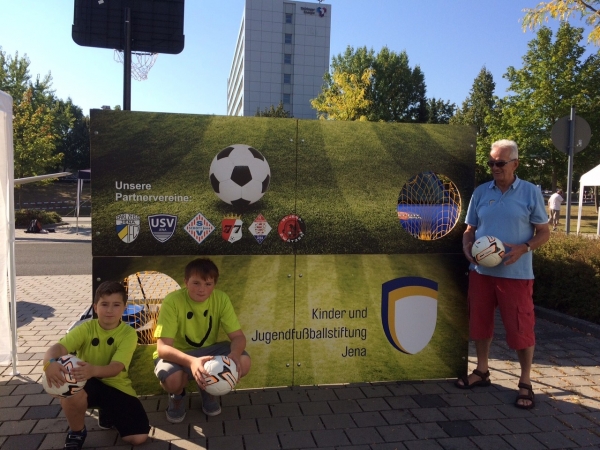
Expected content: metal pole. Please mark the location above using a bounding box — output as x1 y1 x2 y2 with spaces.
123 7 132 111
565 106 576 234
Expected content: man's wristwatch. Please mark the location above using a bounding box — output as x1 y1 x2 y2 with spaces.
525 242 531 252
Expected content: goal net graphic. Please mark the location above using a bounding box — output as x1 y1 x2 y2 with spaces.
397 172 461 241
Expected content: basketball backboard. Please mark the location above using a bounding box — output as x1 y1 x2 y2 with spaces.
72 0 185 54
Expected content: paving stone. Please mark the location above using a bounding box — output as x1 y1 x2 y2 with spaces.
561 429 600 447
224 418 258 435
436 436 481 449
328 399 362 414
345 426 384 445
470 435 515 450
0 406 27 421
239 404 271 419
410 408 446 423
411 395 448 408
190 421 225 438
271 402 303 417
376 424 417 442
0 433 45 450
306 388 338 402
386 383 420 396
526 415 570 432
386 396 420 409
407 422 448 440
334 387 366 400
350 411 387 427
256 417 292 433
299 400 332 416
221 392 251 406
312 428 351 447
31 418 68 434
152 423 189 440
206 434 244 450
402 439 444 449
436 420 480 438
531 431 579 449
243 432 281 450
0 419 37 436
168 438 208 449
250 390 281 405
370 443 408 450
278 430 316 449
380 409 418 425
289 415 324 431
320 413 356 430
438 406 478 421
360 386 393 398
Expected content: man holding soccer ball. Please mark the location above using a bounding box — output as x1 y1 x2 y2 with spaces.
456 139 549 410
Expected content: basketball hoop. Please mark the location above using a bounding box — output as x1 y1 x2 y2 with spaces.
114 50 158 81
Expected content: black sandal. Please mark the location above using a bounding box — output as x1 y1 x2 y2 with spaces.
515 382 535 409
454 369 491 389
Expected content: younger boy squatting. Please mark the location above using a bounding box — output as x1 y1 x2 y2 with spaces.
43 281 149 450
153 258 252 422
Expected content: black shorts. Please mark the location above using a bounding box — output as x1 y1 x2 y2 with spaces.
83 378 149 437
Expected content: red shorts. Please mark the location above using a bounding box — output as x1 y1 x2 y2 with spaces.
468 271 535 350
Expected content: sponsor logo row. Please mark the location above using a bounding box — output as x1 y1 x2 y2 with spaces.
115 213 306 245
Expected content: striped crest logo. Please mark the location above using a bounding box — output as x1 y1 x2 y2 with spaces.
115 214 140 243
148 214 177 243
381 277 438 355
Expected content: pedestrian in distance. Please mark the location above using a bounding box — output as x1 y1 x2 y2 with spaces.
43 281 149 450
548 189 564 231
456 139 550 410
153 257 252 423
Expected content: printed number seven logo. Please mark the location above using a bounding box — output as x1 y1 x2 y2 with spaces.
381 277 438 355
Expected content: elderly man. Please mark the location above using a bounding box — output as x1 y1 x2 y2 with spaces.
456 139 550 410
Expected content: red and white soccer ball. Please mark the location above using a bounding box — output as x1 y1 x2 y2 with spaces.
209 144 271 207
471 235 506 267
41 354 86 398
203 355 238 396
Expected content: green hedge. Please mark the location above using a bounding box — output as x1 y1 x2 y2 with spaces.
15 209 63 228
534 233 600 325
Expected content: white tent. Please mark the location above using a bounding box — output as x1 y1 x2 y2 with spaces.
0 90 18 374
576 164 600 235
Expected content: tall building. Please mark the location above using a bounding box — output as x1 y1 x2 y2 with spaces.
227 0 331 119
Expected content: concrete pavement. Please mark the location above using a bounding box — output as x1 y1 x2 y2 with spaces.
1 230 600 449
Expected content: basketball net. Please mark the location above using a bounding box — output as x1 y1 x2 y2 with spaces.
114 50 158 81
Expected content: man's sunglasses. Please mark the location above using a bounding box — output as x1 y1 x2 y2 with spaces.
487 158 517 168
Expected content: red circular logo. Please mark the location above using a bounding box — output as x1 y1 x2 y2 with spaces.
278 214 306 243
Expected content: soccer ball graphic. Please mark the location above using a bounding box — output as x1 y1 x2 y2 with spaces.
209 144 271 207
203 355 238 396
42 354 86 398
471 235 505 268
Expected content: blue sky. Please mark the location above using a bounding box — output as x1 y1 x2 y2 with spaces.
0 1 593 116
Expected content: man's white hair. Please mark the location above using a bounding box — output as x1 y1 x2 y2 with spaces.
491 139 518 159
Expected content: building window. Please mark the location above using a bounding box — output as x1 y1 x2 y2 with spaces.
284 74 291 84
285 13 293 24
283 94 291 104
285 33 292 44
284 54 292 64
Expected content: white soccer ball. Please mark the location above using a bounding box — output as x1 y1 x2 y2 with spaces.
41 354 86 398
471 236 506 268
203 355 238 396
209 144 271 207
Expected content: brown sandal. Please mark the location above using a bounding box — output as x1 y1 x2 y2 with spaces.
515 382 535 409
454 369 491 389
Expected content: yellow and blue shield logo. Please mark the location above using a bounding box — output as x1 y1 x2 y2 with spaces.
381 277 438 354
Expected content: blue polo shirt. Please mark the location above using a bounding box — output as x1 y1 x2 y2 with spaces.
465 176 547 279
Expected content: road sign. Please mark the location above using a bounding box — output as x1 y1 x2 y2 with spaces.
551 115 591 154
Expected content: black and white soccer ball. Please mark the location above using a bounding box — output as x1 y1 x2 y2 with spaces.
203 355 238 396
41 354 86 398
209 144 271 207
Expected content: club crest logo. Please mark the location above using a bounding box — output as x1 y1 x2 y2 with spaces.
148 214 177 243
381 277 438 355
221 217 243 243
115 214 140 243
317 6 327 17
184 213 215 244
248 214 272 244
278 214 305 243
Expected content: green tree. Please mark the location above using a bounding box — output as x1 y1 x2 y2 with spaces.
12 88 62 179
255 102 292 118
522 0 600 45
53 99 90 171
484 23 600 190
450 67 497 183
311 67 373 120
425 98 456 124
312 46 441 122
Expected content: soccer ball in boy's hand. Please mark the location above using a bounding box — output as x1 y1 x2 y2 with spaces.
202 355 238 396
41 354 86 398
471 236 505 267
209 144 271 207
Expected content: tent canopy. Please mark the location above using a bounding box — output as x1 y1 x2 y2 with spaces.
576 164 600 234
